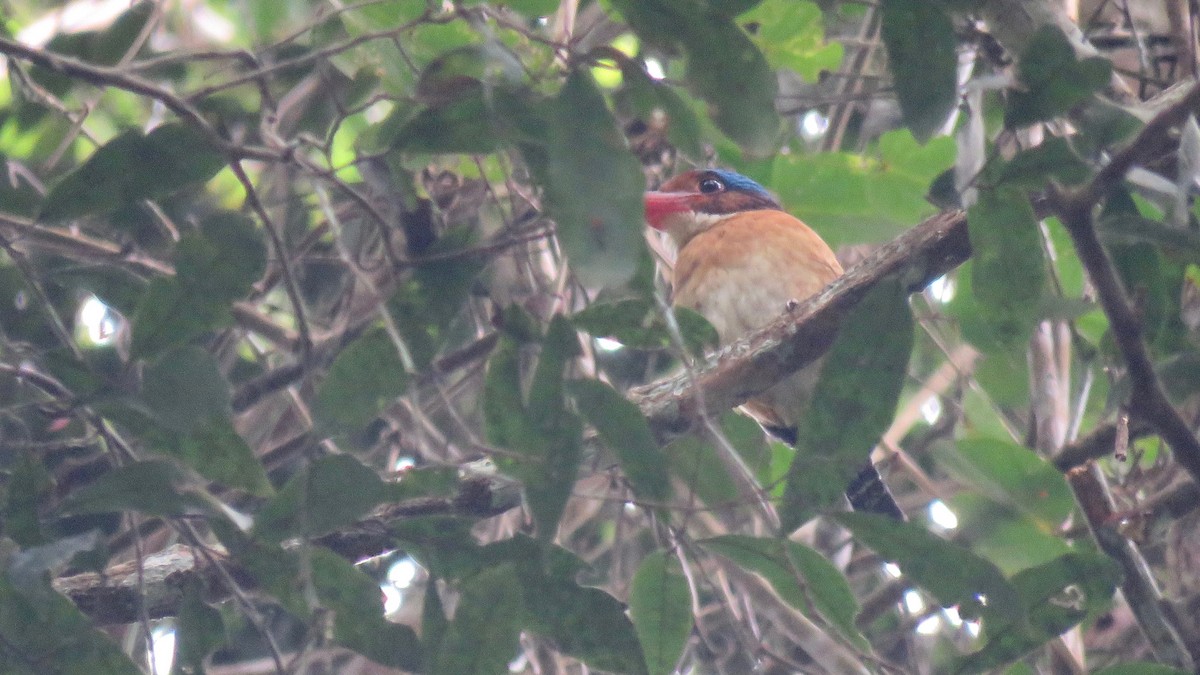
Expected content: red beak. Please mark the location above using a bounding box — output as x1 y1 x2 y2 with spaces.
644 191 695 230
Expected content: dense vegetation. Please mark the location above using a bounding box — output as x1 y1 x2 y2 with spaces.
2 0 1200 673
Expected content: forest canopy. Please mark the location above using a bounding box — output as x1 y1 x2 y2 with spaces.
2 0 1200 673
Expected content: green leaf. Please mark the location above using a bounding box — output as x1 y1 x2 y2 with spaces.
955 552 1120 672
527 316 581 418
609 0 779 154
1099 214 1200 263
741 0 843 82
57 460 202 518
28 3 153 98
945 492 1072 576
569 379 671 501
433 563 524 675
681 21 780 155
0 575 141 675
779 279 913 532
1005 26 1112 128
663 434 741 508
415 44 524 105
3 454 52 546
541 69 646 287
835 512 1022 624
880 0 958 142
142 346 232 432
516 558 648 674
7 531 105 597
483 324 584 542
314 327 409 431
618 59 705 160
389 92 502 154
130 277 228 358
387 226 486 368
774 131 954 247
310 549 425 670
173 579 226 675
422 579 449 658
701 535 866 649
130 212 264 358
935 438 1074 526
571 298 717 353
966 186 1046 350
629 552 692 675
177 213 266 301
253 454 391 543
154 416 272 496
994 138 1091 189
482 336 528 451
40 123 225 221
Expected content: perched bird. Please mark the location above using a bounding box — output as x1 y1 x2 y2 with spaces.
644 168 902 520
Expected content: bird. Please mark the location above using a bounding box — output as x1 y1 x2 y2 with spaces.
644 168 903 521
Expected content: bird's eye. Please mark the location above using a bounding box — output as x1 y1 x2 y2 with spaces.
698 177 724 194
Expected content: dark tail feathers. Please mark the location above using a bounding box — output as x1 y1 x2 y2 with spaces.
764 425 905 521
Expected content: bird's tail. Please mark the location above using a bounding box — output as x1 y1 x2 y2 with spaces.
764 425 905 521
845 462 905 521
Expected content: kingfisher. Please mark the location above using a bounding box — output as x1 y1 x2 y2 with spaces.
644 168 903 521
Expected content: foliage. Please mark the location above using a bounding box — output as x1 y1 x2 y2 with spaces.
1 0 1199 673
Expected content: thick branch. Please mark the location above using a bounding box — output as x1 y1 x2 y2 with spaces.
632 209 970 439
54 475 520 626
1048 77 1200 486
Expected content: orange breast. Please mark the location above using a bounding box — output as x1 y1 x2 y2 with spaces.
670 210 842 429
672 210 842 342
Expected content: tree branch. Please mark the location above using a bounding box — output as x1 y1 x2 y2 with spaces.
1048 81 1200 486
53 475 521 626
632 209 971 440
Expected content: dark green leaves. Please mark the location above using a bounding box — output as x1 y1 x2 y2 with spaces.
253 454 392 542
702 535 866 649
629 552 692 675
143 346 232 432
955 552 1120 672
0 574 140 675
937 438 1074 525
541 69 646 287
314 328 409 431
40 123 225 221
572 299 718 353
880 0 958 142
994 138 1091 189
483 316 584 542
779 279 914 532
137 346 271 495
835 512 1022 624
131 213 265 358
310 549 426 670
57 460 204 519
426 536 646 674
965 187 1046 350
1005 26 1112 128
569 379 671 501
609 0 779 154
837 514 1120 671
432 564 524 675
387 226 485 368
173 581 227 674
